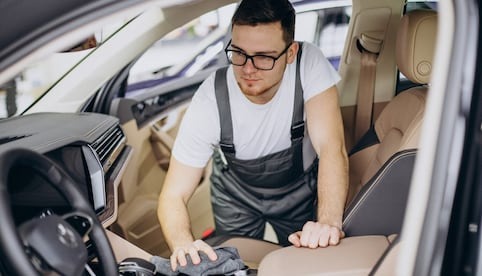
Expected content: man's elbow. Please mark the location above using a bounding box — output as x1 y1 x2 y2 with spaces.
316 140 347 160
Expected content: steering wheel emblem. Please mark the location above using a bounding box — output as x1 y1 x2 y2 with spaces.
57 223 78 248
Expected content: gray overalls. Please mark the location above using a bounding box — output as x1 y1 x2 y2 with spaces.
210 44 318 246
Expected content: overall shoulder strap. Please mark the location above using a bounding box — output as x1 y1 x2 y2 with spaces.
214 67 235 154
215 42 304 152
291 42 305 144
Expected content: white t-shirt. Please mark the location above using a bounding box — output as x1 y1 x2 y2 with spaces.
172 42 341 169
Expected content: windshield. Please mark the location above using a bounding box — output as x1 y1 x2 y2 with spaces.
126 4 237 95
0 50 91 119
0 18 128 119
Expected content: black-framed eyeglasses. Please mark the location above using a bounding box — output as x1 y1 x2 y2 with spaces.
224 40 292 70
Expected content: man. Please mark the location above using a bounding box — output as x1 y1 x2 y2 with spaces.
158 0 348 270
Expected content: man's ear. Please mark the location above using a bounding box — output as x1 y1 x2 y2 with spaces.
287 42 299 64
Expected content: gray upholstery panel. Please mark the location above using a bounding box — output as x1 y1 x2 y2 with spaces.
343 149 417 236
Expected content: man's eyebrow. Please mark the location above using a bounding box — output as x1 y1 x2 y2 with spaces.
230 43 278 55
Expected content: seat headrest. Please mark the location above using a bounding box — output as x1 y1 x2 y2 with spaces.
396 10 438 84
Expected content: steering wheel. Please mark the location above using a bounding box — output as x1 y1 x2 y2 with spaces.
0 148 118 276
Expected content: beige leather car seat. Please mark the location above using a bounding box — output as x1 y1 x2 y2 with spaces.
347 8 437 204
343 9 437 236
258 9 437 273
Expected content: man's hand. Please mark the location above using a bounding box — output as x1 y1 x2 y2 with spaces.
170 239 218 271
288 221 345 248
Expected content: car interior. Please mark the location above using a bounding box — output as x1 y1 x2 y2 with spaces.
110 1 438 274
200 7 437 275
0 0 441 275
257 8 437 275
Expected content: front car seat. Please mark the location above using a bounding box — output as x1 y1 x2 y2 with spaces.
343 9 438 236
257 8 438 275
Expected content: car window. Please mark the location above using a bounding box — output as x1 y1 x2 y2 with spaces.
126 4 237 95
406 0 438 10
0 19 129 119
125 3 352 97
0 45 94 119
295 6 351 70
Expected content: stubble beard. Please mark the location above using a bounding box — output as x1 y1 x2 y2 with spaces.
237 76 283 104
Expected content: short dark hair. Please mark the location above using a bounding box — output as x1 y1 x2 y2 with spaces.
231 0 295 45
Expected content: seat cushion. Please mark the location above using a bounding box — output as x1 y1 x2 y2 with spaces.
210 236 282 269
347 87 427 205
258 236 390 276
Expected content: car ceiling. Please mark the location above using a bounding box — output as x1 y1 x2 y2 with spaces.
0 0 98 51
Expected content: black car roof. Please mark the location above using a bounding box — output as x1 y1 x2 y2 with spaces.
0 0 147 73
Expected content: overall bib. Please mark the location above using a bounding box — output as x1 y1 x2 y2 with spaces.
210 44 318 246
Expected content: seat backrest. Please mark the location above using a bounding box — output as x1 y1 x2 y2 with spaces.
346 9 438 205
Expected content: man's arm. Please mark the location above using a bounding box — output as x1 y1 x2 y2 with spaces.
289 85 348 248
158 157 217 270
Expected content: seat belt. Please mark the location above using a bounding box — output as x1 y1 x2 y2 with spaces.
354 33 383 142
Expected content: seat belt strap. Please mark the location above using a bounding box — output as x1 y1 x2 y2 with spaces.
214 67 235 154
214 42 305 153
355 33 382 142
291 42 305 143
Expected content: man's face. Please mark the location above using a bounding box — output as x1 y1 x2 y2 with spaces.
230 22 297 104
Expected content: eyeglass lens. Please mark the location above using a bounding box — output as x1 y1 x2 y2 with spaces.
227 51 276 70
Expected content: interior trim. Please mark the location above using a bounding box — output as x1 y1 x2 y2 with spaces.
343 149 417 236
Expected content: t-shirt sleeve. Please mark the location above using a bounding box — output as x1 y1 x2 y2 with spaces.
300 42 341 102
171 74 219 168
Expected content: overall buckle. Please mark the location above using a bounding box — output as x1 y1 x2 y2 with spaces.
291 121 305 141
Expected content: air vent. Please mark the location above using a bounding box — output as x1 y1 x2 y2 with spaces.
91 125 126 172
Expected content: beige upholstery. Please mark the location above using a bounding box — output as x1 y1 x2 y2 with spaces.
373 242 401 276
347 9 437 204
257 236 401 275
387 234 398 243
258 236 390 276
218 237 281 269
396 10 438 84
106 230 151 262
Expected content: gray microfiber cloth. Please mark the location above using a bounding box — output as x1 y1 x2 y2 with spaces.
151 246 246 276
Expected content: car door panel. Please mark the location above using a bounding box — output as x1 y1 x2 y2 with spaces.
110 74 215 256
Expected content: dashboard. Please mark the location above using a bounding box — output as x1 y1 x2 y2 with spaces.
0 112 131 227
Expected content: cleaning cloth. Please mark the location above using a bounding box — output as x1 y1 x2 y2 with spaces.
151 246 246 276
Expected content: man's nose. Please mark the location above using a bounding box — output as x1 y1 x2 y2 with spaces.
242 58 257 73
